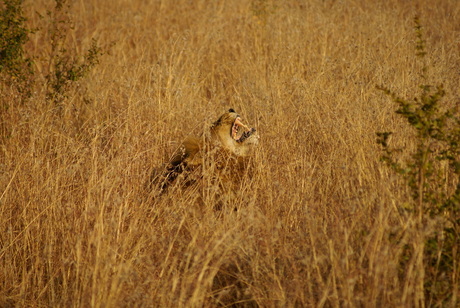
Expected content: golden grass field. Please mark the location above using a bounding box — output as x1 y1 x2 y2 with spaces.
1 0 459 306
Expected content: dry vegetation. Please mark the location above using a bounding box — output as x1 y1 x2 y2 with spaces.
1 0 459 306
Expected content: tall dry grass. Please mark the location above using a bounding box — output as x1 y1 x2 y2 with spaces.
1 0 459 306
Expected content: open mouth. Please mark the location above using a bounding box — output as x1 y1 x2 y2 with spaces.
232 117 256 143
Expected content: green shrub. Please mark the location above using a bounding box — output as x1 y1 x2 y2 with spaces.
377 17 459 307
0 0 34 97
0 0 102 104
44 0 102 105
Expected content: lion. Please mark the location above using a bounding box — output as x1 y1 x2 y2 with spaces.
147 109 259 208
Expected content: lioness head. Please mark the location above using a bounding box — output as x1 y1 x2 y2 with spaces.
210 108 259 157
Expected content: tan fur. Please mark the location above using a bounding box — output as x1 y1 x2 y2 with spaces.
210 111 259 157
148 109 259 202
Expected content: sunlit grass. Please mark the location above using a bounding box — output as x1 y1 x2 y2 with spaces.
1 0 459 306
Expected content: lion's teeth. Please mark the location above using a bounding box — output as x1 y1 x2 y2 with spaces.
234 118 249 130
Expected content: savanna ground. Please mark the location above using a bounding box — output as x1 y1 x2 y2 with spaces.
1 0 459 307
